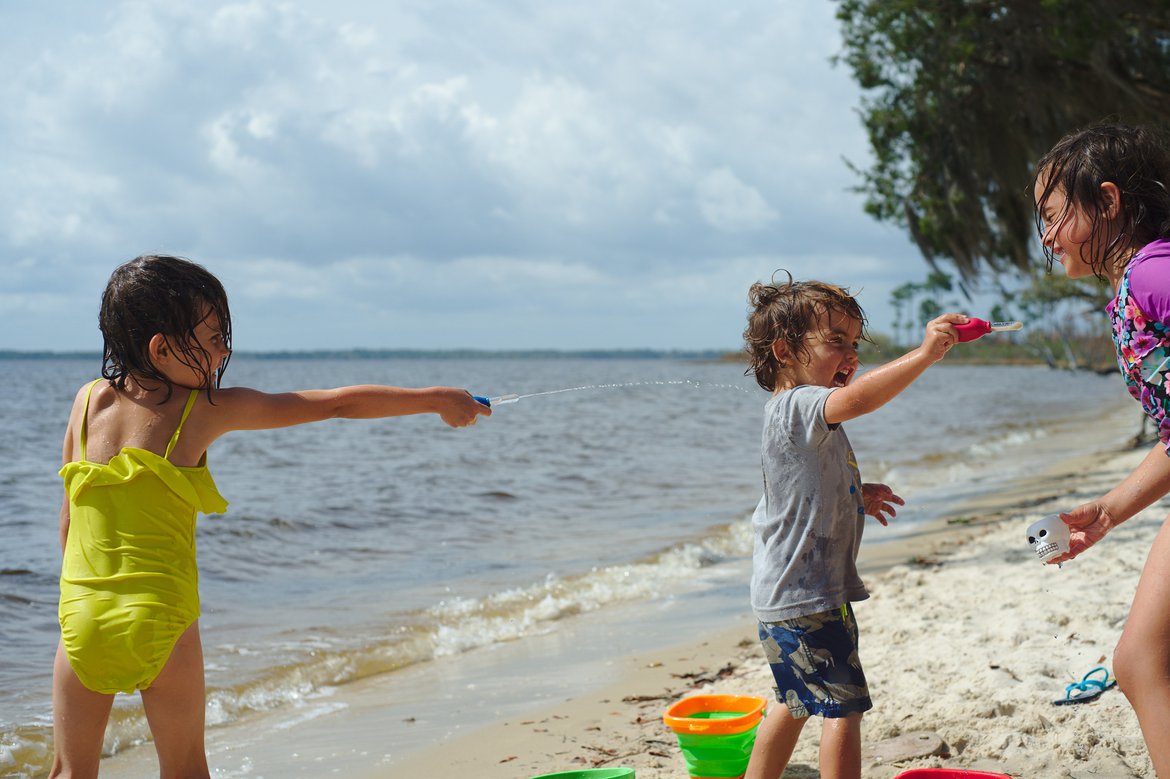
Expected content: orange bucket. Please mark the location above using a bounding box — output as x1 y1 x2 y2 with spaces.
663 694 767 735
663 694 767 779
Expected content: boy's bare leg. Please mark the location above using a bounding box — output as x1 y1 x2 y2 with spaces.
1114 516 1170 777
818 712 862 779
140 621 210 779
50 640 115 779
744 703 807 779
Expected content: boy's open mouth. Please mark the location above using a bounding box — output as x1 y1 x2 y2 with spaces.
832 369 852 387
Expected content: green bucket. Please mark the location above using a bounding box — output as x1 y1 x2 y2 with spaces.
673 724 759 778
528 769 635 779
663 694 767 779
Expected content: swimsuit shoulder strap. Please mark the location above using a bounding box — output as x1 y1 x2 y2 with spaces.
164 389 201 460
79 379 102 462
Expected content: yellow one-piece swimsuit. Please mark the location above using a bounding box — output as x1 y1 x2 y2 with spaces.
58 380 228 694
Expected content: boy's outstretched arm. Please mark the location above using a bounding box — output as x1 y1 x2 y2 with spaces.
824 313 966 426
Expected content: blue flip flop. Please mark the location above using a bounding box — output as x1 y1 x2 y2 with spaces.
1053 666 1117 706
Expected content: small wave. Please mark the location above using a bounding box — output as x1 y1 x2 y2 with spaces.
881 425 1049 491
0 724 52 779
144 521 753 736
0 591 37 606
424 522 750 657
967 427 1045 458
478 490 518 500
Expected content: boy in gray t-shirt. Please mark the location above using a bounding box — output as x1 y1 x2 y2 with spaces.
741 274 967 779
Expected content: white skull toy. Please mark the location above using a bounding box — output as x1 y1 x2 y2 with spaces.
1025 514 1070 563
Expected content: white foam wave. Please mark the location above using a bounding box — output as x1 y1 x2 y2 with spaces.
967 427 1046 458
429 521 751 657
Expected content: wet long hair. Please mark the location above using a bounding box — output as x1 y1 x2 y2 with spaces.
743 271 867 392
99 255 232 402
1034 123 1170 277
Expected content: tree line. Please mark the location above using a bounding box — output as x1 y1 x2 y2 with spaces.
836 0 1170 377
884 270 1115 372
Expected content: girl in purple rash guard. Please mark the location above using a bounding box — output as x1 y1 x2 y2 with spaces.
1033 123 1170 774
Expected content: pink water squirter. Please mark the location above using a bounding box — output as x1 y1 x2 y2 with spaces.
954 318 1023 343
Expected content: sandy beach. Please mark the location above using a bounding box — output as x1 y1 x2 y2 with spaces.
384 441 1164 779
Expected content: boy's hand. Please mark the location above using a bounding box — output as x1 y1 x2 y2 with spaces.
920 313 968 362
862 482 904 526
438 389 493 428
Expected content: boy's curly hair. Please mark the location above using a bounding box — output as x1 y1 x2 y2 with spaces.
743 272 867 392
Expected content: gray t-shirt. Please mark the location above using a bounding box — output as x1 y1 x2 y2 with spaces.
750 385 869 622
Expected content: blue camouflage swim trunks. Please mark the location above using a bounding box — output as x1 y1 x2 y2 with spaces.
758 603 872 719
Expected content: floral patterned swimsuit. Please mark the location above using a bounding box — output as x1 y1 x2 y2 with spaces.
1107 238 1170 450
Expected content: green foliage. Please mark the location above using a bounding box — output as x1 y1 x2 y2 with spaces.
836 0 1170 281
887 269 960 345
988 271 1114 369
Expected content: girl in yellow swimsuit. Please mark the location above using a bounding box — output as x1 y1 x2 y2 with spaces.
51 255 490 778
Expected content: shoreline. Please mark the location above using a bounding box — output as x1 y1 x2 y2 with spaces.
383 438 1162 779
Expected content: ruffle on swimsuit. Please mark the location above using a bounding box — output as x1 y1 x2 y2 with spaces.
61 448 228 514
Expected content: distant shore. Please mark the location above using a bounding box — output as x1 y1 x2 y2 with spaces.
0 342 1116 372
1 348 732 361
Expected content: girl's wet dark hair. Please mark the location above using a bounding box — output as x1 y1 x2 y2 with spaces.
99 255 232 402
743 271 867 392
1034 123 1170 277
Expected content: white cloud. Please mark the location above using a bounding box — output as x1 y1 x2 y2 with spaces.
0 0 936 352
207 1 281 48
206 112 256 175
247 113 279 140
226 257 335 301
696 168 779 232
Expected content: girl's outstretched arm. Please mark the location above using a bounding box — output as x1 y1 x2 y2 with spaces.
1052 442 1170 562
207 384 490 436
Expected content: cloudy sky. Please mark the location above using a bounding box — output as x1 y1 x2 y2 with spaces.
2 1 947 353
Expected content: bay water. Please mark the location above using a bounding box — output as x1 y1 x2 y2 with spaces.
0 356 1137 777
